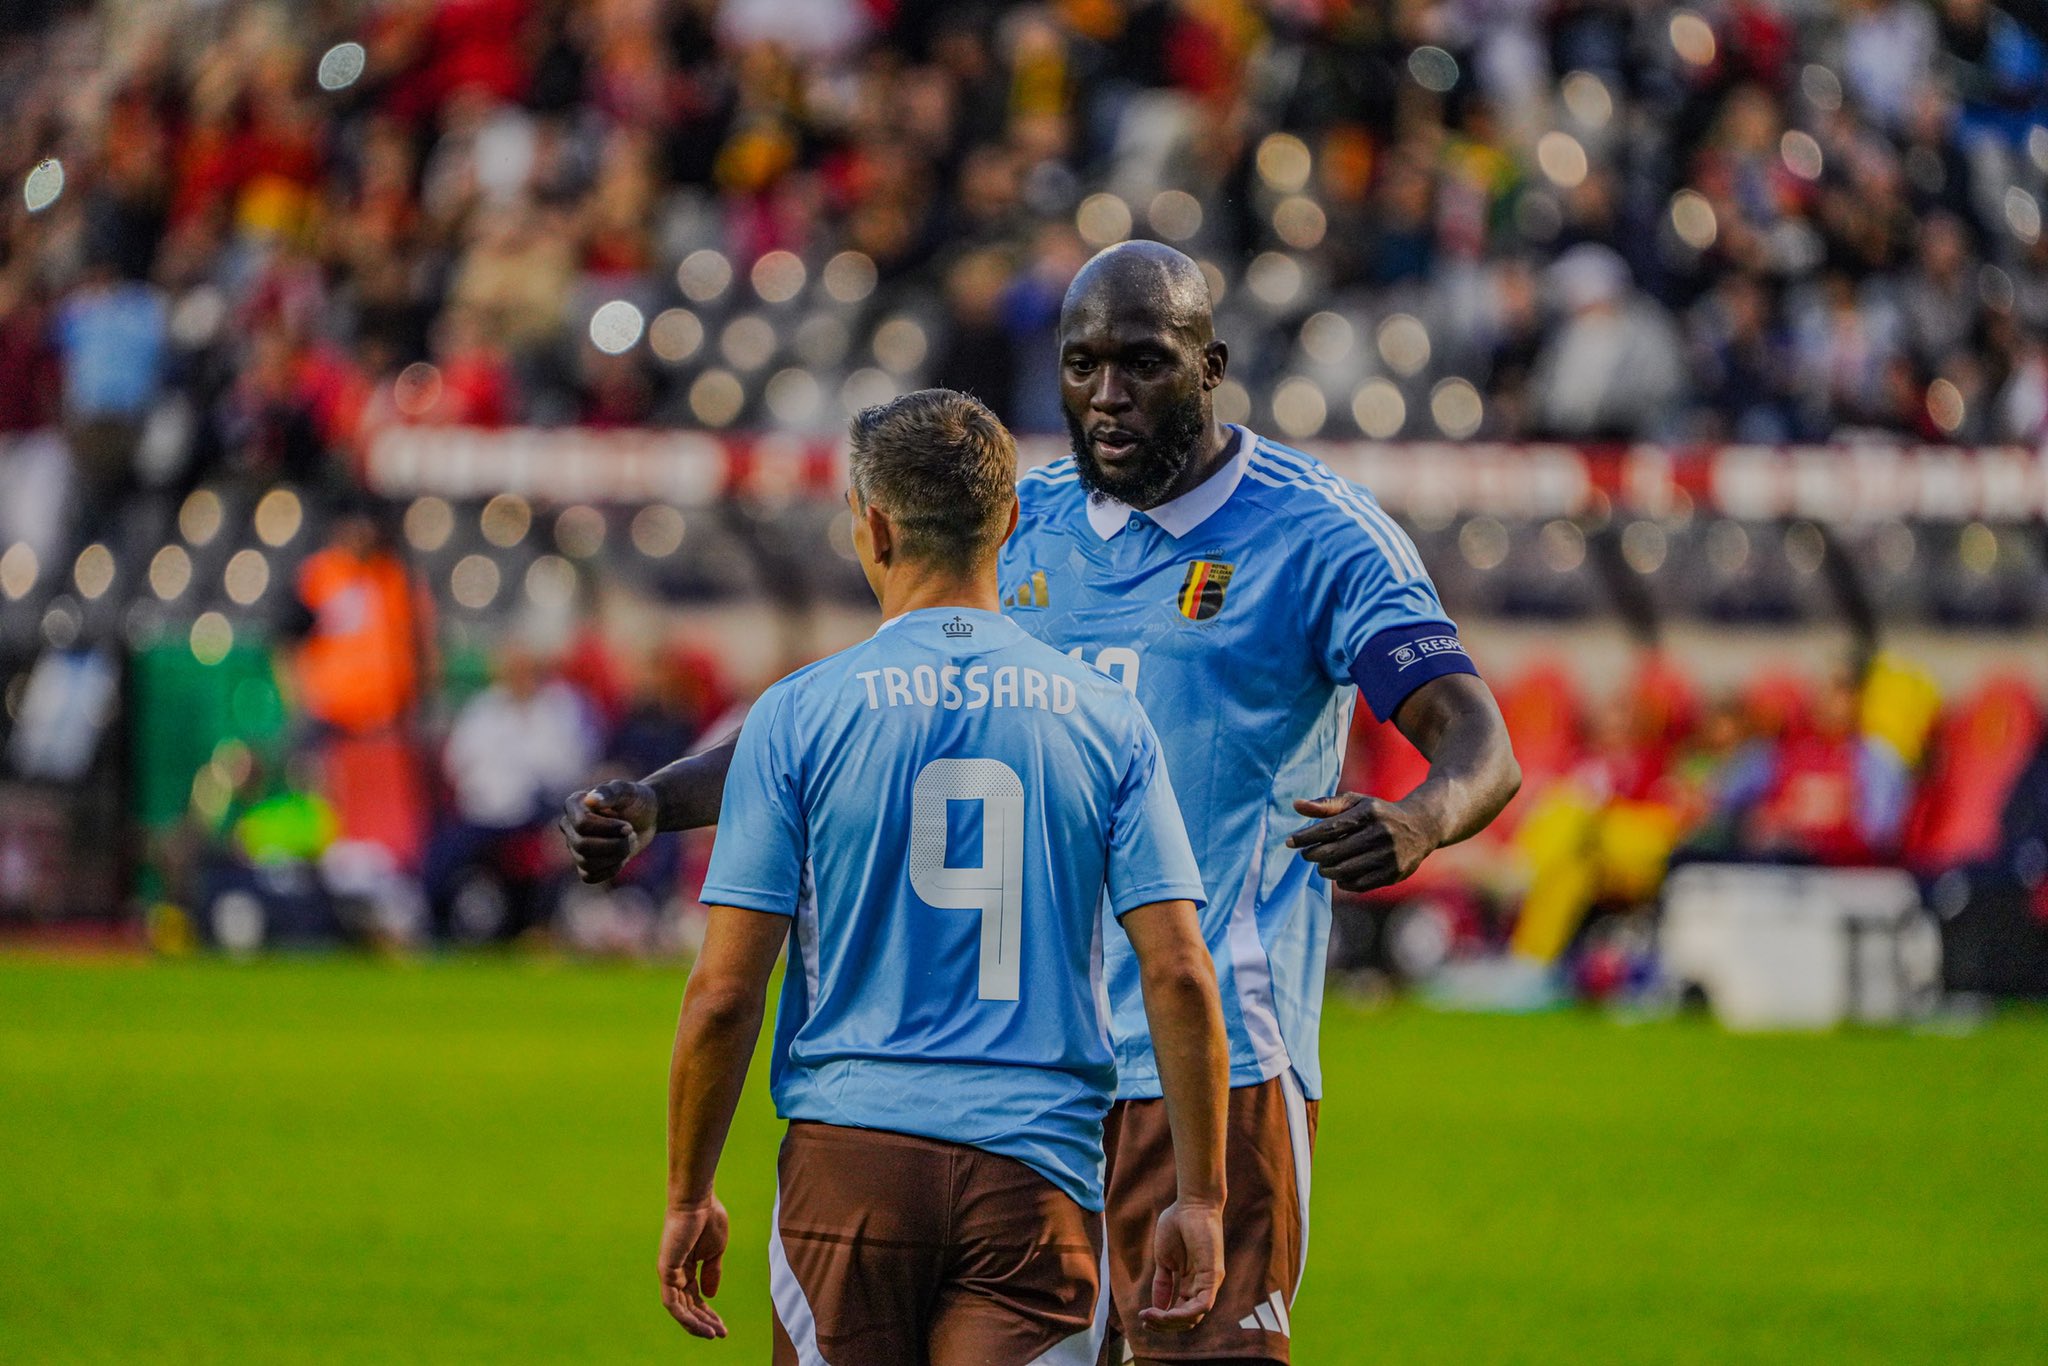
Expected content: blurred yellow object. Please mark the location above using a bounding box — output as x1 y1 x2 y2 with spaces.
1861 653 1942 767
1511 789 1685 962
147 902 195 957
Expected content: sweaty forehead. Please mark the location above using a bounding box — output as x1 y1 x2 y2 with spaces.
1059 285 1206 354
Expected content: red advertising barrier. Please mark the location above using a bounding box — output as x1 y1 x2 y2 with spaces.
367 428 2048 523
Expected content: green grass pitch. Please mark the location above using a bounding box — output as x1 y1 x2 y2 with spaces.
2 954 2044 1363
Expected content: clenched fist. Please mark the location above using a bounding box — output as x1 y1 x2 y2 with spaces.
559 780 659 883
1285 792 1439 893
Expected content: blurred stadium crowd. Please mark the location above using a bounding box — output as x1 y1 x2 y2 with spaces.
8 0 2048 458
0 0 2043 992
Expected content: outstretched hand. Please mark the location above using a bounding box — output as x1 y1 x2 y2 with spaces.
560 780 658 884
659 1197 731 1339
1287 792 1439 893
1138 1198 1225 1333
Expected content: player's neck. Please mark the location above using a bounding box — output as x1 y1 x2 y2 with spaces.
1141 418 1234 510
876 567 1002 622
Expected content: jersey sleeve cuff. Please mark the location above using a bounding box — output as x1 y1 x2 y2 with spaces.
696 886 798 918
1351 622 1478 722
1109 882 1208 918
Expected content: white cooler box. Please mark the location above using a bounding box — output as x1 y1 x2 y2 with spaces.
1660 864 1942 1030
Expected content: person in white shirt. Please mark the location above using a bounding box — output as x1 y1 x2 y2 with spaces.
426 642 599 939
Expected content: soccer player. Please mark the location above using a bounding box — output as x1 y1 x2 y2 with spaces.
998 241 1521 1363
566 246 1520 1364
655 389 1232 1364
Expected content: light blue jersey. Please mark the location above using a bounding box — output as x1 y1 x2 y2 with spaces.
699 606 1205 1210
999 427 1478 1101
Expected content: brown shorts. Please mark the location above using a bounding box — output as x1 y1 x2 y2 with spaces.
1099 1075 1318 1364
770 1121 1108 1366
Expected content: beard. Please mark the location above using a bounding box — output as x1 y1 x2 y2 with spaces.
1065 391 1207 510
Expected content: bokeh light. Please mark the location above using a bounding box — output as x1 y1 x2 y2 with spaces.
1 543 39 601
631 505 686 558
180 489 224 546
1671 191 1719 250
1148 190 1203 241
872 317 929 374
766 368 823 427
480 493 532 549
73 544 115 601
1213 379 1252 425
1352 379 1406 439
1407 47 1459 93
316 42 366 91
649 308 704 364
720 314 778 371
190 611 233 665
1537 132 1589 189
1300 311 1354 365
1780 130 1824 181
524 555 577 609
223 549 270 606
1430 378 1484 438
1670 12 1717 66
751 250 807 303
1256 133 1312 193
554 506 606 558
254 488 303 547
589 300 645 355
1076 193 1133 247
1273 196 1328 250
405 496 454 553
1272 378 1328 439
23 159 63 213
149 545 192 601
1246 252 1304 308
1377 314 1431 377
1561 72 1613 128
450 555 501 609
1622 521 1669 575
677 249 733 302
821 251 878 304
688 369 746 426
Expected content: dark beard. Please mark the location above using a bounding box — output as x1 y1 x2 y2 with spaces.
1065 393 1207 509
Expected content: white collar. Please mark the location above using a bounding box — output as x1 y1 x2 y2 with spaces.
1084 426 1251 541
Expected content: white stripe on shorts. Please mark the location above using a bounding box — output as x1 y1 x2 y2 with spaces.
1279 1069 1314 1304
767 1192 829 1365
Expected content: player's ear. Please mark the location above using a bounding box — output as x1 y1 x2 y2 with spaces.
999 492 1019 546
1201 339 1228 390
864 500 894 566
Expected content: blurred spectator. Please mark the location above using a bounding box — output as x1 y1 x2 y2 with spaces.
53 259 168 530
1715 668 1911 865
424 641 597 939
289 506 435 869
1530 246 1687 440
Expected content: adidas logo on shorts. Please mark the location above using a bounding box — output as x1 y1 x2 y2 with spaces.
1239 1289 1292 1335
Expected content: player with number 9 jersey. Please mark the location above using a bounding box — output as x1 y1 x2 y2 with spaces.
701 606 1203 1208
665 390 1230 1366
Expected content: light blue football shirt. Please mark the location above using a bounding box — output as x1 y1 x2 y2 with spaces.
998 427 1478 1101
699 606 1206 1210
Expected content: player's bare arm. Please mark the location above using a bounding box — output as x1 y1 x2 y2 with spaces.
659 903 787 1339
559 735 738 883
1120 897 1230 1332
1289 673 1521 893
